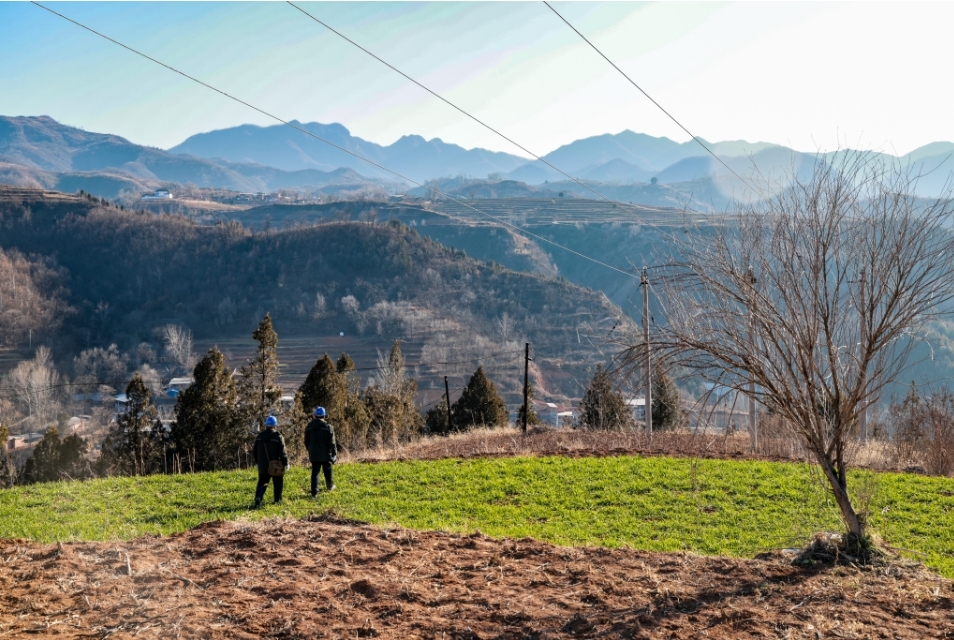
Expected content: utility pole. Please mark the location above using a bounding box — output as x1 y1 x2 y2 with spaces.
747 267 758 452
522 342 530 434
641 269 652 437
859 269 867 445
444 376 452 434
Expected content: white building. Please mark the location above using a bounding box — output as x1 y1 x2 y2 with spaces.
141 190 173 201
626 397 647 421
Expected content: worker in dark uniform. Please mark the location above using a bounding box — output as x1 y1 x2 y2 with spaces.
304 407 337 496
252 415 288 507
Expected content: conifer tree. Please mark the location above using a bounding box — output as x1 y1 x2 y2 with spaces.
578 365 633 431
452 366 509 430
99 373 161 476
172 347 247 472
336 353 355 375
283 392 309 465
22 426 88 483
24 426 61 483
651 366 682 431
238 314 282 431
334 352 371 450
299 354 347 419
424 398 450 436
339 392 371 450
298 352 371 450
517 382 542 428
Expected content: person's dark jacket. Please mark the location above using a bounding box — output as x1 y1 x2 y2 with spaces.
304 418 337 463
253 427 288 473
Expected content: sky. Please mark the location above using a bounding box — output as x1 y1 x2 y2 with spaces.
2 1 953 157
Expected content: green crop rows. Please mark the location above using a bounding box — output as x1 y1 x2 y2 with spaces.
1 455 951 576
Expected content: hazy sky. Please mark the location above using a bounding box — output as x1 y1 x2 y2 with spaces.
2 2 952 157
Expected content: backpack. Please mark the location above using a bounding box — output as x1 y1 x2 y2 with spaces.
263 437 285 477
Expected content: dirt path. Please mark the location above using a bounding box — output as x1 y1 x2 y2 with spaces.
1 516 951 639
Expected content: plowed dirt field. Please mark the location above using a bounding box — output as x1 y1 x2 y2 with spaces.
1 516 951 639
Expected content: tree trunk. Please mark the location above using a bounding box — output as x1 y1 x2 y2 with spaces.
816 451 864 537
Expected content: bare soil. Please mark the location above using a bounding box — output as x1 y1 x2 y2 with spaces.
2 516 952 639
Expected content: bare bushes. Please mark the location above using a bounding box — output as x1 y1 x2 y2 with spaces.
350 425 769 464
754 413 809 461
890 386 954 476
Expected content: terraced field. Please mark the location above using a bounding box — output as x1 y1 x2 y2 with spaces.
194 333 530 405
0 347 31 377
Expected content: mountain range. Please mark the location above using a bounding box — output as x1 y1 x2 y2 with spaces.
0 116 391 197
3 115 954 201
169 120 527 183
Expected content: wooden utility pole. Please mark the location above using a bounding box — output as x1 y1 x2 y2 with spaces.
747 267 758 452
522 342 530 434
859 269 867 444
444 376 452 434
642 269 652 437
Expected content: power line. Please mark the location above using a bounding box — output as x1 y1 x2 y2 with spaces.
287 1 678 220
543 1 764 200
31 1 638 280
284 348 525 376
286 1 711 244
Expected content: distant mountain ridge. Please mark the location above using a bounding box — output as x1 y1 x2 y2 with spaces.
172 119 954 198
170 120 528 183
3 115 954 201
0 116 390 195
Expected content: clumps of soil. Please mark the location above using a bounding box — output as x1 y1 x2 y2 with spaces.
2 516 953 639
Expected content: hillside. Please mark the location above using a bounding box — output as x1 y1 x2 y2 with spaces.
221 197 954 401
225 198 689 318
0 187 632 400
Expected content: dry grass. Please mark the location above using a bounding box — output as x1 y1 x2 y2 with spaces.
344 425 903 473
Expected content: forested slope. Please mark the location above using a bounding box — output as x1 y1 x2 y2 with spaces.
0 188 632 398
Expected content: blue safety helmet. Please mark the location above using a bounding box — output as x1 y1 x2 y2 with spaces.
314 407 326 417
265 416 278 427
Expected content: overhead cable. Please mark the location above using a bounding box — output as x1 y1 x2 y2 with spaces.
287 0 677 220
543 1 764 200
31 1 638 279
286 1 708 242
285 348 525 376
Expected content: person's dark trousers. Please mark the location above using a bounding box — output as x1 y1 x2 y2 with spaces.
255 471 284 503
310 462 333 495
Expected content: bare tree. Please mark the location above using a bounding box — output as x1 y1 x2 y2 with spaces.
8 346 60 428
72 344 129 397
496 312 515 342
650 152 954 540
160 324 196 373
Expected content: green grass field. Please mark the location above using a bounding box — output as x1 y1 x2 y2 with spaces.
1 455 952 576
